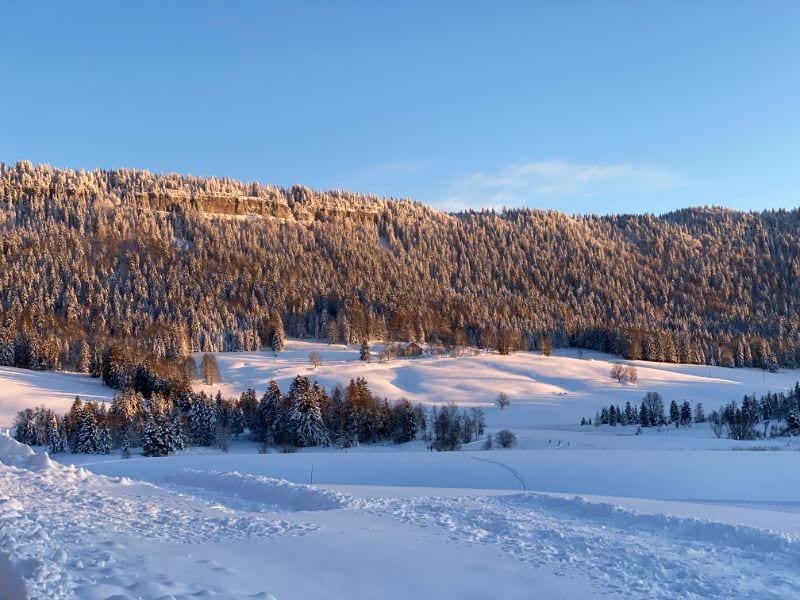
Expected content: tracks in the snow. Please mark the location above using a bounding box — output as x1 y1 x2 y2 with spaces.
470 456 529 491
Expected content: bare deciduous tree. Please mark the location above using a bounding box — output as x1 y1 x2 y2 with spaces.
200 353 220 385
309 351 322 369
610 363 626 382
182 356 197 381
496 392 510 410
610 363 638 384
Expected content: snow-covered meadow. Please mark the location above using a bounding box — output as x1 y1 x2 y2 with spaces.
2 341 800 599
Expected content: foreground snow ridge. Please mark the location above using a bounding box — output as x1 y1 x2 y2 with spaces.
165 469 355 512
3 432 800 599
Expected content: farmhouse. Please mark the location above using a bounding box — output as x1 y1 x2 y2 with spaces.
402 341 430 357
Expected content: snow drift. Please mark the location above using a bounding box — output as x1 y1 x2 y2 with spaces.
165 468 354 512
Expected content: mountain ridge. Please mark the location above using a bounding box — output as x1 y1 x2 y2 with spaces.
1 160 799 375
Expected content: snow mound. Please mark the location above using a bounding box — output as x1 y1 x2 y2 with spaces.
504 493 800 553
0 434 56 472
0 434 35 460
1 437 318 598
165 469 354 512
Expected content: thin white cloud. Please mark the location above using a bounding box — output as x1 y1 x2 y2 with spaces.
439 159 685 211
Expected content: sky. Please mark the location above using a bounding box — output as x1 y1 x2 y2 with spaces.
0 1 798 215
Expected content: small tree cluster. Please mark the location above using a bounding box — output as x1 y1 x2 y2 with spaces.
14 397 113 455
610 363 638 384
705 384 800 440
430 404 486 451
250 376 432 450
494 429 517 448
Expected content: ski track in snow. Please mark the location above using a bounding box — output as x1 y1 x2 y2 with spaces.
470 455 530 490
2 434 800 598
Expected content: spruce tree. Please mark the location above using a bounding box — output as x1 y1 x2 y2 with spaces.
257 380 285 445
694 402 706 423
73 405 100 453
670 400 680 427
639 401 650 427
269 314 285 352
680 401 692 427
190 394 217 446
142 410 172 457
288 375 329 447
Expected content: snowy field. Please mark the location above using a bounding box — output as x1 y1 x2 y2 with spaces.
2 341 800 599
0 368 112 430
193 340 800 434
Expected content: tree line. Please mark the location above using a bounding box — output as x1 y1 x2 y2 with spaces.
12 376 486 456
583 383 800 440
707 384 800 440
585 393 703 428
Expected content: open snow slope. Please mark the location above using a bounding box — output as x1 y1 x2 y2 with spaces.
195 340 800 432
3 434 800 600
3 339 797 431
0 368 112 428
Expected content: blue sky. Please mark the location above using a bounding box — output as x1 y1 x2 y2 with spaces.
1 1 797 214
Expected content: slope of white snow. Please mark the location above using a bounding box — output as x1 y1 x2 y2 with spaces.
3 340 797 432
2 433 800 599
0 367 112 428
195 341 800 429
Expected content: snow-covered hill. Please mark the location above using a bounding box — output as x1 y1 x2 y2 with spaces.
194 340 800 436
3 340 796 431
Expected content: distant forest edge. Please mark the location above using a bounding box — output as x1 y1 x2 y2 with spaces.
1 160 799 379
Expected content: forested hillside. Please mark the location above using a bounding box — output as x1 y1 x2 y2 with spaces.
1 160 799 376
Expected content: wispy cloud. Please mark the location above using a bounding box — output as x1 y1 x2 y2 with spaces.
438 159 685 212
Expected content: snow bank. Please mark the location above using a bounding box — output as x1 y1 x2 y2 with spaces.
386 491 800 599
0 433 56 472
165 468 354 512
504 493 800 554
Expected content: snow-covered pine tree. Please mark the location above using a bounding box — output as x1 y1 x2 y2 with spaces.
694 402 706 423
670 400 680 427
639 401 650 427
97 425 112 454
46 411 66 453
190 393 216 446
13 409 37 445
72 404 100 453
142 410 172 457
170 409 189 451
269 314 285 352
680 401 692 427
390 398 418 444
288 375 329 447
76 339 91 373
